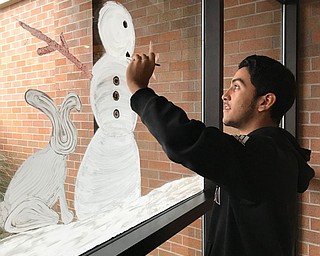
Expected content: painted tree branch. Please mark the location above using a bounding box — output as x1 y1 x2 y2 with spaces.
19 20 92 79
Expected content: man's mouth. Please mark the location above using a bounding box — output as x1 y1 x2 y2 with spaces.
224 104 231 110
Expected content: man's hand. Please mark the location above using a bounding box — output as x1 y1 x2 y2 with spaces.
126 52 155 94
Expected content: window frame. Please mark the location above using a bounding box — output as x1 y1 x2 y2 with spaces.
279 0 298 137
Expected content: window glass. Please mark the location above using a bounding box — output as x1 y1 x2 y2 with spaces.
0 0 202 254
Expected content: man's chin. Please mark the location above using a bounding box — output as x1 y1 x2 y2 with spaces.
222 119 231 126
222 120 237 128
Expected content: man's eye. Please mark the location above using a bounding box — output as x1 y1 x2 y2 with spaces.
234 84 240 89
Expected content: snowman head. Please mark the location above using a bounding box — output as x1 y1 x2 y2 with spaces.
98 1 135 58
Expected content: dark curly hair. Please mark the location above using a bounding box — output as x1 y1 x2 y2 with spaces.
238 55 296 124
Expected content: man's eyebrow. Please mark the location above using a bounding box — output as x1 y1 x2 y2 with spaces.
231 78 246 86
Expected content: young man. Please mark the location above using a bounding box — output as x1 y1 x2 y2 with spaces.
126 53 314 256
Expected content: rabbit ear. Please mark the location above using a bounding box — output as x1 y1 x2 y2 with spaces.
25 89 58 121
51 92 81 155
25 89 60 147
25 90 59 135
60 92 82 114
25 89 80 155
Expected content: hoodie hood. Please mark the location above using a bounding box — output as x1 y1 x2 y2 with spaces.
250 127 315 193
279 129 315 193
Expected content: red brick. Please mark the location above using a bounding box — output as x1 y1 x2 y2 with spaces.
309 244 320 256
225 28 256 43
238 12 274 29
159 31 181 42
300 229 320 245
256 1 280 13
225 0 239 8
225 3 255 20
239 37 273 52
182 236 201 249
170 0 196 9
311 218 320 231
297 241 309 255
159 171 183 181
302 203 320 219
225 19 238 31
310 139 320 151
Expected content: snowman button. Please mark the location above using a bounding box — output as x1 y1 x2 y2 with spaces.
113 109 120 118
113 76 120 86
113 91 119 101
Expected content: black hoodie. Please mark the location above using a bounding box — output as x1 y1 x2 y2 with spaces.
130 88 315 256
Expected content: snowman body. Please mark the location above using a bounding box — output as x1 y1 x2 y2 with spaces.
75 1 140 220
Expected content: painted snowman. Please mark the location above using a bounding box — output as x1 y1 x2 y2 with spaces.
75 1 140 220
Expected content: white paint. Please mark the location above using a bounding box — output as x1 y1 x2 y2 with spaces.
75 1 140 220
0 176 203 256
0 89 81 233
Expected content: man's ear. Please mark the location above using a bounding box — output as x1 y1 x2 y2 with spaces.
257 93 276 112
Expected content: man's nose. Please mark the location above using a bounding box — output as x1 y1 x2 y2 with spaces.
221 88 230 101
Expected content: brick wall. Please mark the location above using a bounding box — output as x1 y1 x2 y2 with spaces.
297 1 320 255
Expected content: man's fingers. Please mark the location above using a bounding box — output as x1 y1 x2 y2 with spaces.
142 53 155 63
149 52 155 63
131 52 155 70
132 53 142 62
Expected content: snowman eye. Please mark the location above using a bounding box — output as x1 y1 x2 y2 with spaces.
123 20 128 28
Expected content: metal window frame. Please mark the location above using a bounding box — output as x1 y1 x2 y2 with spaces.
279 0 299 137
202 0 224 253
81 191 213 256
84 0 298 255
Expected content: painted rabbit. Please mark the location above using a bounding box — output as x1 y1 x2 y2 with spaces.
0 89 81 233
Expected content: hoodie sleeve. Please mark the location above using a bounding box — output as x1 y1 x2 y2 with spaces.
131 88 261 201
